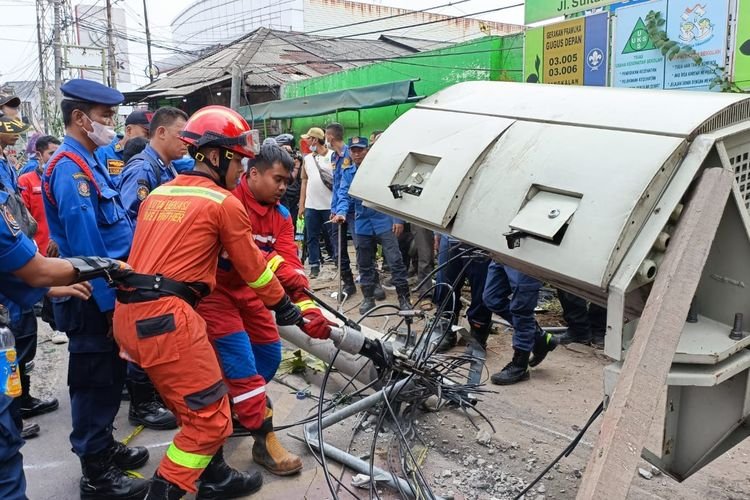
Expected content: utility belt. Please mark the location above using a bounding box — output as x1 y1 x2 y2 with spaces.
116 273 210 309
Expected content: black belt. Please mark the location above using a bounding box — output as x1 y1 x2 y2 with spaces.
116 274 209 309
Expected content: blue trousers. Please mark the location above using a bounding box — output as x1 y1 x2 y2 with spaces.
332 213 354 274
432 236 492 332
304 208 332 268
483 262 542 352
54 298 125 456
0 395 25 500
354 231 408 289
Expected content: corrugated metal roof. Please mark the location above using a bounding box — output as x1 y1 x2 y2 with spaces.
139 27 418 96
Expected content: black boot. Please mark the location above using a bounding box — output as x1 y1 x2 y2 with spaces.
145 474 185 500
196 447 263 499
109 440 150 470
529 326 558 367
491 349 531 385
359 286 376 315
341 271 357 297
430 316 457 353
128 381 178 430
21 421 40 439
395 284 411 311
80 449 149 499
466 323 491 350
19 374 59 419
554 329 591 345
373 281 386 301
309 265 320 279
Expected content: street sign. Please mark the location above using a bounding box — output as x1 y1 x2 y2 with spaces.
525 0 619 24
64 45 105 71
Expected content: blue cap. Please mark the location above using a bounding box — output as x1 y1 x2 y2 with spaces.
61 79 124 106
348 136 369 149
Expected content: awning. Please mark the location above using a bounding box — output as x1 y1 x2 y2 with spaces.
240 80 424 121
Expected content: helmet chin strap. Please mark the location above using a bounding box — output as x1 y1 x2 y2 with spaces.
194 148 233 188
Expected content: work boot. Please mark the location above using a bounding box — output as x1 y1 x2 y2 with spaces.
128 381 178 430
491 349 531 386
529 326 559 368
341 271 357 297
197 447 263 499
466 324 491 350
110 440 150 470
19 375 59 419
591 335 605 349
145 474 185 500
309 265 320 279
251 406 303 476
430 316 457 353
554 329 591 345
80 448 149 499
359 286 377 316
21 421 40 439
396 284 411 311
373 281 386 301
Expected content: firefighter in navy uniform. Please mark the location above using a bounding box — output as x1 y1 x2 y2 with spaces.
42 79 150 499
0 183 135 500
95 109 151 184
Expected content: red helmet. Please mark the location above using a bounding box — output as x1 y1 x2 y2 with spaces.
180 105 259 158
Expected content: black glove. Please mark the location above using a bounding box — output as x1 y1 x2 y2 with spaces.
63 256 133 284
271 295 304 326
359 337 393 371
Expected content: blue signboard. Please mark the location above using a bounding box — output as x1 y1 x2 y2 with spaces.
584 12 609 86
613 0 667 89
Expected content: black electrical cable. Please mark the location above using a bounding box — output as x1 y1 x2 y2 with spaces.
513 402 605 500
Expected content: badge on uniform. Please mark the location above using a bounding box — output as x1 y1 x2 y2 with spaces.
78 181 91 197
342 158 352 169
137 185 149 201
1 204 21 236
108 159 124 176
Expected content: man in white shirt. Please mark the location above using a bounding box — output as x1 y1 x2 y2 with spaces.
298 127 334 278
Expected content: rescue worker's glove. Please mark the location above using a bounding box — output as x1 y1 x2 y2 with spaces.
359 337 394 372
300 308 335 339
63 256 133 285
271 295 304 326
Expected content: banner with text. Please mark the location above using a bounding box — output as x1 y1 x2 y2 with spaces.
613 0 731 91
525 0 619 24
524 12 609 86
735 0 750 90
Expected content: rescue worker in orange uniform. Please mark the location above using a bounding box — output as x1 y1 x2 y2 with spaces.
113 105 304 499
197 142 334 477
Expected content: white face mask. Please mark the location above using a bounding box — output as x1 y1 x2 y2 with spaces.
83 114 116 147
310 145 317 153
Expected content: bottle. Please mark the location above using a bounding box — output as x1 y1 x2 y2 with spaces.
0 316 22 398
295 216 305 242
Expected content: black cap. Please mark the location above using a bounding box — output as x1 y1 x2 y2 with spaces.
125 110 153 129
0 94 21 108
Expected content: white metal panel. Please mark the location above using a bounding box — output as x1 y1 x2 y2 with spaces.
349 108 515 228
418 81 750 138
509 190 580 240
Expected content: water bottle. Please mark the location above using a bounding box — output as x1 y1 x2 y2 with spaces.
295 217 305 242
0 308 22 398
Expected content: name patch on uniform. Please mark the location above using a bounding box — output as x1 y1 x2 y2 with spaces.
1 204 21 236
78 181 91 197
137 185 149 201
108 159 124 176
72 172 89 180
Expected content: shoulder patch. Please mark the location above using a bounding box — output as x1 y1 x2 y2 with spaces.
1 204 21 236
136 185 149 201
78 181 91 197
276 203 290 219
342 157 352 169
108 159 124 176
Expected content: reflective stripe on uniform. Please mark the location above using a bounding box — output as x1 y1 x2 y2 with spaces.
295 299 317 312
267 254 285 272
152 185 227 204
165 443 213 469
232 385 266 405
247 267 274 289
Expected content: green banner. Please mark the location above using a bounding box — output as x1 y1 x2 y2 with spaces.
525 0 619 24
524 27 545 83
736 0 750 90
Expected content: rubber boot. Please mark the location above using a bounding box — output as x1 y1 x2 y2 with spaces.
250 405 303 476
128 381 178 430
145 474 185 500
373 281 386 301
341 271 357 297
196 447 263 499
109 440 150 470
80 449 149 500
359 285 376 316
395 284 411 311
491 349 531 386
529 325 558 367
19 374 59 419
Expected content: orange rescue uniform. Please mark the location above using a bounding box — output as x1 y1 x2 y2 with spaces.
113 173 285 493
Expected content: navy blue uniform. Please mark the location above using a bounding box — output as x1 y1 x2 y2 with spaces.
42 135 134 457
0 189 51 500
0 155 19 193
330 145 355 274
118 144 177 222
94 135 125 183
